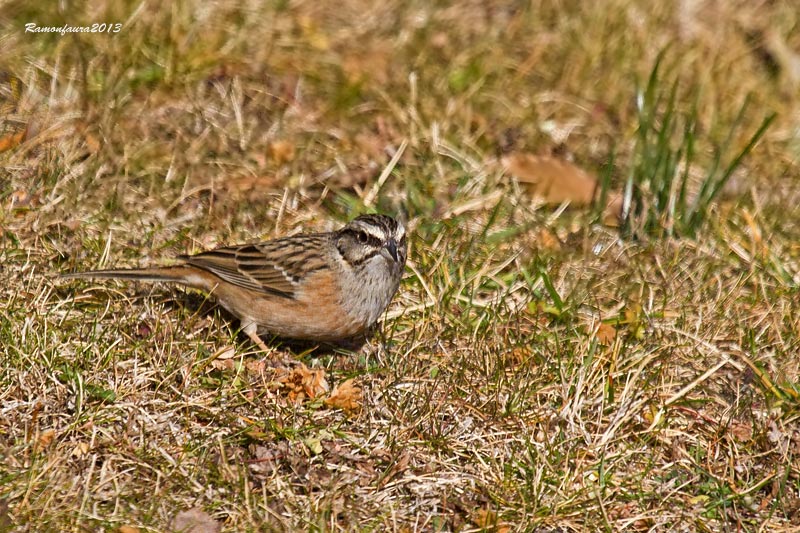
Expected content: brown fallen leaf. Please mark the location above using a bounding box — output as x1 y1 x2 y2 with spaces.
71 441 90 457
0 129 26 153
503 153 595 205
213 345 236 360
244 358 267 376
324 378 362 411
34 428 56 452
595 323 618 345
730 421 753 442
9 189 38 209
508 346 531 366
171 508 221 533
84 131 101 154
376 451 411 488
268 140 295 165
275 363 329 402
0 117 41 153
210 358 235 372
503 153 622 225
118 526 141 533
535 227 561 251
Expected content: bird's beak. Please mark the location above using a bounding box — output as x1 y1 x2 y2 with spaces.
381 239 399 262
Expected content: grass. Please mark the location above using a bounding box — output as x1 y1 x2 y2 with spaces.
2 0 800 531
618 51 777 239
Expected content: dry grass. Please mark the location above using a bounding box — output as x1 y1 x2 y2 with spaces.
2 0 800 531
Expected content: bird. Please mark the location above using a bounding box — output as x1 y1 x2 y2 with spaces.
62 214 407 352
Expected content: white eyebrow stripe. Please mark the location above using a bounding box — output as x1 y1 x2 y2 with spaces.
354 224 389 240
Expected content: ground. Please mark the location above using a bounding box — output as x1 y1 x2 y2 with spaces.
1 0 800 531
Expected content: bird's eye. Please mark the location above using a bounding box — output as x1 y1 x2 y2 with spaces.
356 231 368 244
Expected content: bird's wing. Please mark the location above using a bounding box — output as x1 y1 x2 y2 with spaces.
181 235 329 298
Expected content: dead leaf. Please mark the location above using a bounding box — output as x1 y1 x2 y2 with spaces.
213 345 236 360
595 323 618 345
244 359 267 376
730 421 753 442
508 346 531 365
503 153 623 225
275 363 329 402
30 401 43 427
0 129 26 153
324 378 362 411
171 508 221 533
268 140 295 165
210 359 235 371
377 451 411 488
503 153 595 205
118 526 141 533
9 189 33 209
535 228 561 251
84 132 101 154
71 441 90 457
0 117 41 153
34 428 56 452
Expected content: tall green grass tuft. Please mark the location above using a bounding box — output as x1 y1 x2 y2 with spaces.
619 53 776 239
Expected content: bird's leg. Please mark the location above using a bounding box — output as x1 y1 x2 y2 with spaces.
242 321 272 354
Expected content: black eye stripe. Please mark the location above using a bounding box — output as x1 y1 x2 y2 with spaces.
346 229 383 248
365 235 383 247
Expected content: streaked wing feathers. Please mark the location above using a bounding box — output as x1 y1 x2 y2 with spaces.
181 235 329 298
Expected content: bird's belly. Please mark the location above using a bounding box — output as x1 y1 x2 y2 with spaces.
253 299 368 341
213 271 367 341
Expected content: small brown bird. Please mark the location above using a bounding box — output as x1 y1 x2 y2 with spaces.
63 214 407 351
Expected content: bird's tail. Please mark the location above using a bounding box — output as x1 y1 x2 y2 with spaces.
61 266 195 284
